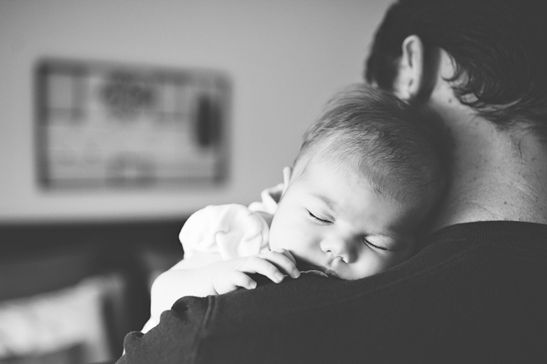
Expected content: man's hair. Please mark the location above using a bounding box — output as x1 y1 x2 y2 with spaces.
294 84 447 207
364 0 547 136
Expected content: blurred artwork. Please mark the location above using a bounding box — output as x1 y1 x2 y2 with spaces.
35 59 229 188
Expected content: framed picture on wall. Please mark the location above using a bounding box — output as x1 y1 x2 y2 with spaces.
34 59 230 189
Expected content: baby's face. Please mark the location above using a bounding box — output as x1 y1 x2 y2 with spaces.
269 157 422 280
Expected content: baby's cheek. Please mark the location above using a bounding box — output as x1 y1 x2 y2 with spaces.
268 217 303 253
346 252 396 280
370 250 409 273
268 221 287 251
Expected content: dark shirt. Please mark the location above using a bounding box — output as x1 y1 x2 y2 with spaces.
118 222 547 363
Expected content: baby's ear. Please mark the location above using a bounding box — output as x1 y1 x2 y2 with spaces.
281 166 292 195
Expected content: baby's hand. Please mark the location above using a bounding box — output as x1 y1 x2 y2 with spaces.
210 249 300 294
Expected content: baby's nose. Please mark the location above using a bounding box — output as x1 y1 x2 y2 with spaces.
320 237 354 263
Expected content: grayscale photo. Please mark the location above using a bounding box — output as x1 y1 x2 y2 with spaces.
1 0 546 363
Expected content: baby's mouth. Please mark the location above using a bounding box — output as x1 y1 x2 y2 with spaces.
294 257 336 278
294 256 320 271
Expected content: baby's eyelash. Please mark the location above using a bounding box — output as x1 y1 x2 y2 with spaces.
363 238 390 251
307 210 331 224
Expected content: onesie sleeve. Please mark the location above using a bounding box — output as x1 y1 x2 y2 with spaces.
179 204 270 262
248 183 283 216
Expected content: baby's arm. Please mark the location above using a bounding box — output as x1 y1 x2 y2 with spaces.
143 203 286 332
143 250 299 333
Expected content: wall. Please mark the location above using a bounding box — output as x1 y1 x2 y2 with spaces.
0 0 390 222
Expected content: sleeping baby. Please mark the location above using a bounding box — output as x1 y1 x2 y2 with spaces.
143 83 446 332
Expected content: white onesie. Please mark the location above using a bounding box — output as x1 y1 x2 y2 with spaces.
141 183 283 333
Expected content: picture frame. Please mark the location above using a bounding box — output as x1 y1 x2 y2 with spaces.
34 59 230 189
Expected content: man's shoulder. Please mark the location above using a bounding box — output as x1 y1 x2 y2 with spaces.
193 221 547 361
118 221 547 364
426 221 547 248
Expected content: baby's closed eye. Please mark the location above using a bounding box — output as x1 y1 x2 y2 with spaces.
306 209 333 224
363 236 403 252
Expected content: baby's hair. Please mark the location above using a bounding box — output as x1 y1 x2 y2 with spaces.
294 83 447 207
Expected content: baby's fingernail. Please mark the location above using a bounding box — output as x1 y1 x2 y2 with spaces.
293 270 301 278
274 273 284 283
249 281 257 289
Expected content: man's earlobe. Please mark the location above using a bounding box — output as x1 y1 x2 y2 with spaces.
393 35 425 101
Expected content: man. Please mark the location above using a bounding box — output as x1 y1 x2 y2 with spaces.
118 0 547 362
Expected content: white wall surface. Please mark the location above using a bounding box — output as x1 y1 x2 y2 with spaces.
0 0 390 222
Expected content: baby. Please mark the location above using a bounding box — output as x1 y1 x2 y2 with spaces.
143 83 446 332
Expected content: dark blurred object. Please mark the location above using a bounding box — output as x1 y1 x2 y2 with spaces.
0 344 83 364
0 218 185 363
195 95 222 148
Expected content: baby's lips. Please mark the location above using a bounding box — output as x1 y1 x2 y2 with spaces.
294 257 324 274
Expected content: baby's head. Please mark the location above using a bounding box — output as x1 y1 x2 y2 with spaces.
269 83 447 280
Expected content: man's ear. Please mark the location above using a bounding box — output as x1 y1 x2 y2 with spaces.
393 35 425 101
281 166 292 195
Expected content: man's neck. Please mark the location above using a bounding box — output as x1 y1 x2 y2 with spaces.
401 49 547 231
432 113 547 230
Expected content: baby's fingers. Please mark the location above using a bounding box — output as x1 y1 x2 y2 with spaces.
239 257 286 283
213 271 257 295
261 250 300 278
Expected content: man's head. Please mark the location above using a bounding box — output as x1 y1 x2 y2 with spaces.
268 84 446 280
365 0 547 136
